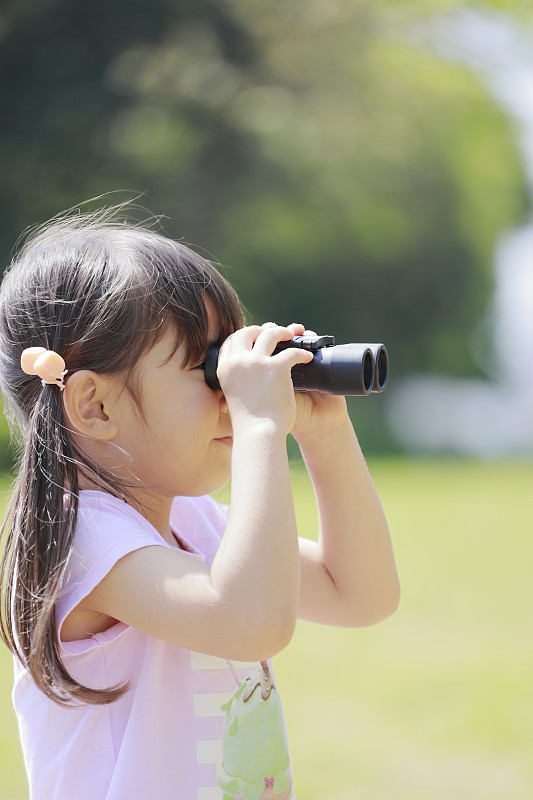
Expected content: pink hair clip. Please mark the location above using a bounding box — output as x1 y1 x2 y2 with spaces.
21 347 68 391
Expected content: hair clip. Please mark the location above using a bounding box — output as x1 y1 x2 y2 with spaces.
21 347 68 391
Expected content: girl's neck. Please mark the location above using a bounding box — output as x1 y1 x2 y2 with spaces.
118 489 175 544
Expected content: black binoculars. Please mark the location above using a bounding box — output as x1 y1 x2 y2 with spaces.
203 335 388 396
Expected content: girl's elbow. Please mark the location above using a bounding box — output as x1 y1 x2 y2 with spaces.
347 581 401 628
364 582 401 626
371 586 400 625
234 607 297 661
259 617 296 659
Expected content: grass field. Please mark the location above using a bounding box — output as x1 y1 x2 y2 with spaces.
0 458 531 799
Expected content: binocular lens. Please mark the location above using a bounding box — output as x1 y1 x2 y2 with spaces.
369 344 389 393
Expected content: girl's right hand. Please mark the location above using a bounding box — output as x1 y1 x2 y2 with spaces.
216 323 314 436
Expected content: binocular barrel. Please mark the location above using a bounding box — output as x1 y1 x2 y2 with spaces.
289 342 387 395
204 338 388 396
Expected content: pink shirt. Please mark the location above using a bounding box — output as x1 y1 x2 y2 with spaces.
13 491 294 800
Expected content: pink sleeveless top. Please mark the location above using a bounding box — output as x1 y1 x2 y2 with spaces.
12 491 294 800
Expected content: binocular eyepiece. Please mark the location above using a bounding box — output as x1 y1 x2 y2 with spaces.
204 335 388 396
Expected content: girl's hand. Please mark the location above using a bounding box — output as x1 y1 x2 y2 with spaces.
216 323 314 436
286 323 351 446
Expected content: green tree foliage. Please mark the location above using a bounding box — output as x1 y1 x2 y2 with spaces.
0 0 529 460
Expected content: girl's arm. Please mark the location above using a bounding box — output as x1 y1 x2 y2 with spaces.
70 325 313 662
291 368 400 628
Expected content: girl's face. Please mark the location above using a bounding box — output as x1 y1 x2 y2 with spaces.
107 301 232 530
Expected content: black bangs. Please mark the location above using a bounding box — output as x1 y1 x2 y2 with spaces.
158 251 245 370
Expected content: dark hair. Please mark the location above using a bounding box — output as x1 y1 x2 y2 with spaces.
0 204 244 705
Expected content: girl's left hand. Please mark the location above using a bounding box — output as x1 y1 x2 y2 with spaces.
286 323 350 445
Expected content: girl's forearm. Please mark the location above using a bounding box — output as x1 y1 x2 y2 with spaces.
211 422 301 655
298 419 400 626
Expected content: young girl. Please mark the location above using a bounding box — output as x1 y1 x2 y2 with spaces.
0 205 399 800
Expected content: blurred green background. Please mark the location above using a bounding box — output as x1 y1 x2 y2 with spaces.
0 0 531 465
0 0 532 797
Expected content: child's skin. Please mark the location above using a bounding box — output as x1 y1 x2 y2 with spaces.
60 311 400 662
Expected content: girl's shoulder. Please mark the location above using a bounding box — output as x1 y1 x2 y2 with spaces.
64 492 167 603
75 490 164 556
73 491 229 566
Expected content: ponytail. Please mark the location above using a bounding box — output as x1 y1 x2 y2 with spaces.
0 387 126 705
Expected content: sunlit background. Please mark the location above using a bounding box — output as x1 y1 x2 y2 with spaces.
0 1 531 798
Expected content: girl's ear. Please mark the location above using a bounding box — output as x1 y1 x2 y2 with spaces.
63 370 119 441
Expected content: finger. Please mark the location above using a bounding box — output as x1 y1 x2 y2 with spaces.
252 325 294 356
219 325 262 355
287 322 305 335
287 324 319 338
